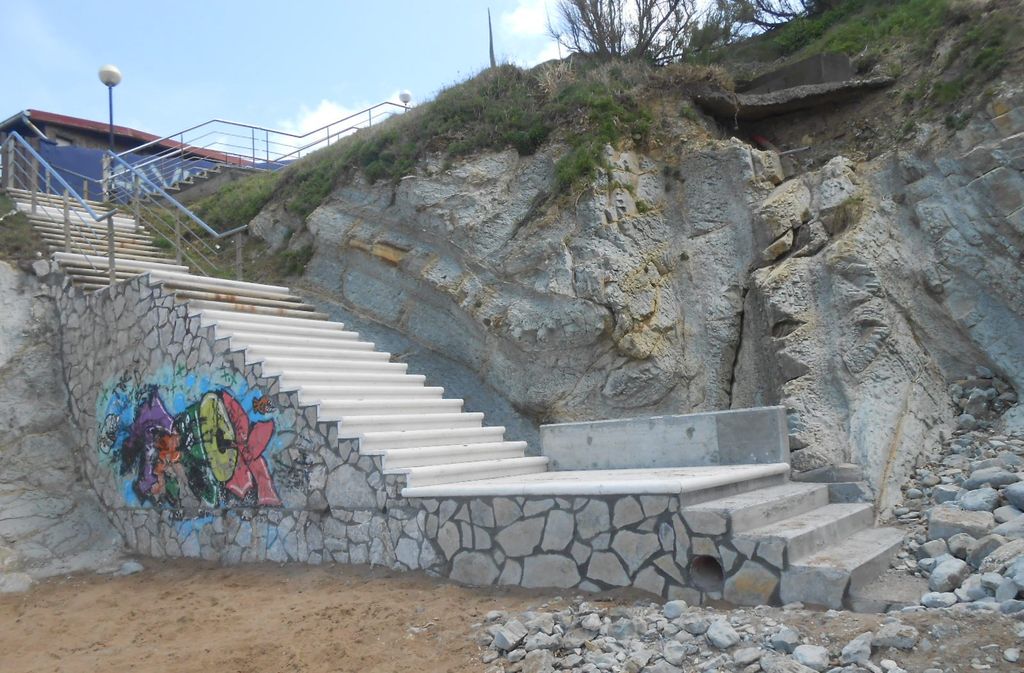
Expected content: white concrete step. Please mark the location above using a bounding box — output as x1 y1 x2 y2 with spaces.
184 299 329 320
31 221 155 242
19 203 140 230
201 316 358 341
735 503 875 567
172 289 311 310
194 307 342 330
241 343 390 362
314 398 464 416
152 271 291 295
359 426 508 452
295 384 443 399
379 441 530 469
393 457 550 488
223 330 373 350
400 463 790 498
8 188 105 209
779 527 905 610
53 252 189 274
335 412 485 435
34 227 160 249
270 370 426 387
249 355 408 373
313 391 462 411
681 482 830 535
151 276 300 303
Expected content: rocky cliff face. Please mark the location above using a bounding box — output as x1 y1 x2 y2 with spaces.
0 262 122 591
250 91 1024 512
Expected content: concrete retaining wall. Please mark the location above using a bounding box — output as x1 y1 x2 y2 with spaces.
540 407 789 471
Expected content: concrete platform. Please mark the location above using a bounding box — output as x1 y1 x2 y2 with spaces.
400 462 790 498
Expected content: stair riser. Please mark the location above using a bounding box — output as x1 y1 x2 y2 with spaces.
157 282 300 303
312 400 464 416
195 308 344 329
359 428 507 452
55 253 189 273
153 273 290 296
384 446 525 469
224 332 372 350
202 319 357 340
336 416 483 435
249 357 408 374
184 300 329 320
730 486 831 533
242 345 389 362
785 506 873 563
295 386 443 399
679 473 790 508
404 461 547 488
174 290 309 310
273 373 425 387
35 229 159 247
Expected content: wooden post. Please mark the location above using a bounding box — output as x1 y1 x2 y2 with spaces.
83 178 89 201
107 213 116 285
63 190 71 253
45 170 51 196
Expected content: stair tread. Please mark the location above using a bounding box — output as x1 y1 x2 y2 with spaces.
788 526 905 569
400 463 790 498
685 481 827 512
740 503 873 540
390 456 548 475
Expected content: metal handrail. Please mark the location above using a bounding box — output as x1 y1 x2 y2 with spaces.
3 132 115 222
105 150 246 239
119 101 408 159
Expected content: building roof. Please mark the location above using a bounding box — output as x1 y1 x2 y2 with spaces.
1 109 247 164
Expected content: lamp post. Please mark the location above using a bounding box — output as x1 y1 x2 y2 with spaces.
399 90 412 108
97 64 122 151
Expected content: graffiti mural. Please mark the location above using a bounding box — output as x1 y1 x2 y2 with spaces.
99 366 284 509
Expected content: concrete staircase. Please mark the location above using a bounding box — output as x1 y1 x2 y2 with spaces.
11 189 545 492
7 187 906 610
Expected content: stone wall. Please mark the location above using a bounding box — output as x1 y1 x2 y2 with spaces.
387 472 793 606
56 273 418 566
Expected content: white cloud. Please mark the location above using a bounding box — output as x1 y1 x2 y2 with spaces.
501 0 552 38
529 41 563 66
275 95 411 157
279 99 364 136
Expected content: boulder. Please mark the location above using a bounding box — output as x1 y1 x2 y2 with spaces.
929 558 970 592
928 507 994 541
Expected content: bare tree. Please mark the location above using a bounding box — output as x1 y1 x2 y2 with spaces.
743 0 839 29
548 0 702 63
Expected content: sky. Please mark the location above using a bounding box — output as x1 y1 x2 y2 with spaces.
2 0 564 138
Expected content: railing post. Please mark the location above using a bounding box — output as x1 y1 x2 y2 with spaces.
63 190 71 253
83 178 89 201
30 155 39 213
174 214 182 264
45 170 51 196
251 127 256 167
107 213 116 285
1 140 11 190
234 232 243 280
101 154 111 203
133 175 141 227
